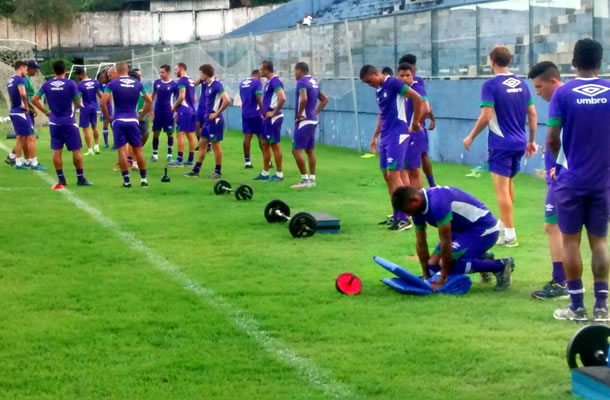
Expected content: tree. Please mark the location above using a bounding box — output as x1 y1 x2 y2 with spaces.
0 0 15 17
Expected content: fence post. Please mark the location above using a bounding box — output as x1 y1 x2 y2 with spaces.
151 47 155 83
344 19 362 153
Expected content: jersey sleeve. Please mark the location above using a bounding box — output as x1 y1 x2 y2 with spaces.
177 78 186 90
547 88 563 127
296 79 306 92
15 77 25 87
272 78 284 93
524 84 534 106
413 214 426 231
216 81 225 95
71 82 81 100
35 84 46 98
416 84 427 102
390 77 408 97
255 79 263 95
480 80 494 108
430 191 453 226
139 82 148 95
104 82 113 93
152 81 158 94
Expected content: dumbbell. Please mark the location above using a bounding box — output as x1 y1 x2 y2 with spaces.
264 199 317 238
213 179 254 200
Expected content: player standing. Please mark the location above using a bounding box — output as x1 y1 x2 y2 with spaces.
240 69 264 169
150 64 176 162
291 62 328 188
31 60 92 186
76 67 102 156
546 39 609 322
463 46 538 247
100 62 152 188
168 63 196 168
97 69 113 149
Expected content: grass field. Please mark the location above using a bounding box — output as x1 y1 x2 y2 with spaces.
0 128 605 399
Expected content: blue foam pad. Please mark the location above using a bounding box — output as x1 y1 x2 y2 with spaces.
381 277 434 295
374 256 432 291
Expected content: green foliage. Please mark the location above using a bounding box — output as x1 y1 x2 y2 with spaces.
40 57 74 77
0 0 15 17
79 0 124 12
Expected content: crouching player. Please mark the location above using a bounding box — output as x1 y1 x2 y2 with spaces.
392 186 515 291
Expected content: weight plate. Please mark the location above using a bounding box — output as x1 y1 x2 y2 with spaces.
214 179 231 195
566 324 610 369
264 199 290 223
235 184 253 201
289 212 317 238
336 273 362 295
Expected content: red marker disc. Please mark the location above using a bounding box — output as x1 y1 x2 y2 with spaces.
335 273 362 295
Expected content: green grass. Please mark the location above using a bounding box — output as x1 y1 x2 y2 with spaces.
0 128 604 399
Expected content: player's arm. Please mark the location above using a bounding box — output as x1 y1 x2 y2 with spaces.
547 125 562 159
315 91 328 115
463 107 493 150
172 87 186 113
546 89 563 160
138 93 153 121
100 91 112 122
72 93 82 110
31 92 49 117
427 109 436 131
210 90 230 120
415 225 430 279
295 88 307 123
370 114 381 153
256 92 263 115
403 87 423 131
266 88 286 118
18 84 29 113
526 103 538 156
437 222 453 285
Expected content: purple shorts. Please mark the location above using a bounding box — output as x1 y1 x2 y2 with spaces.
379 133 409 171
432 227 499 263
152 113 174 133
202 118 224 142
488 149 524 178
10 112 34 136
545 183 558 224
196 109 206 126
262 115 283 144
177 111 196 133
50 124 82 151
242 116 263 135
555 185 609 237
405 130 426 170
293 120 317 150
79 108 97 128
112 119 142 148
100 103 113 122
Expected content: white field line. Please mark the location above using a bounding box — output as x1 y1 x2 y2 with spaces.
0 140 356 399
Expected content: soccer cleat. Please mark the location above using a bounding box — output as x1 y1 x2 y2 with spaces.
531 281 569 300
167 160 184 168
13 164 27 170
184 160 194 166
480 272 494 284
84 150 95 156
111 146 117 152
94 145 100 154
244 163 253 169
4 155 15 166
309 180 317 187
122 182 132 188
378 215 394 226
102 144 109 149
207 172 222 180
494 257 515 291
184 170 199 178
77 179 93 187
388 219 413 231
166 154 173 162
553 306 588 322
141 181 149 187
150 154 159 162
291 179 311 189
30 164 48 171
593 307 609 323
496 236 519 248
253 173 270 181
267 174 284 183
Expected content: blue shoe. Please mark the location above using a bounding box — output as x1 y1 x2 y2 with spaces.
30 164 48 171
77 179 93 187
184 160 194 166
13 164 27 170
267 174 284 183
167 160 184 168
253 173 270 181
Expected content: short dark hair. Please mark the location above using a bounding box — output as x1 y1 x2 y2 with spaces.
359 64 377 80
52 60 66 75
75 67 86 77
528 61 560 81
381 66 393 76
391 186 420 213
573 38 603 71
199 64 214 77
489 46 512 67
251 69 260 77
14 60 26 70
295 62 309 74
399 54 417 65
397 63 414 73
160 64 171 73
177 62 187 71
130 68 141 81
260 60 274 73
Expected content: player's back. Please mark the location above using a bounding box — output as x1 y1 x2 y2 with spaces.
7 75 25 112
263 75 283 113
176 76 196 113
78 79 99 110
40 78 79 124
153 79 175 112
240 78 262 118
377 76 408 136
107 77 143 120
296 75 319 121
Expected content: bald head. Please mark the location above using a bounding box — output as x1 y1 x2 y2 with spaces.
116 62 129 76
107 66 118 81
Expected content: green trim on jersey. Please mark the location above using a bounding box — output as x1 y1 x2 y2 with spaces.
399 84 409 96
177 85 186 90
255 90 263 95
104 88 112 93
544 214 558 224
72 93 82 101
432 247 467 260
414 224 426 232
273 87 283 94
141 86 148 95
35 89 44 97
480 100 494 108
137 93 145 113
298 87 307 92
547 117 562 127
421 96 428 102
527 98 535 106
218 88 225 94
437 212 452 226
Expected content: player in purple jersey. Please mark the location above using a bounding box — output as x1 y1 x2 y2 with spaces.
392 186 515 291
75 68 102 156
526 62 568 301
546 39 610 323
151 64 176 162
97 69 113 149
253 60 286 182
240 69 264 169
168 63 197 168
360 64 424 232
100 62 152 188
463 46 538 248
184 64 230 179
291 62 328 188
31 60 92 187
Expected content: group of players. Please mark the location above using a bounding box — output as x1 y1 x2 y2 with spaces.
364 39 608 322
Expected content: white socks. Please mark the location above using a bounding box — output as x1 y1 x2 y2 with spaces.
261 170 269 177
309 174 316 181
504 227 516 240
276 171 284 178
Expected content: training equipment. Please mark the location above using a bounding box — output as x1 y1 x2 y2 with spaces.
568 325 610 399
213 179 253 200
264 200 341 238
161 168 171 183
374 256 472 295
335 273 362 295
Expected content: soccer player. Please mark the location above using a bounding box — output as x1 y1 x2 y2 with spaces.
76 67 102 156
184 64 230 178
168 63 196 168
254 60 286 182
31 60 92 186
240 69 264 169
100 62 152 188
195 74 206 143
97 69 113 149
463 46 538 247
398 54 437 187
546 39 609 322
360 64 424 232
397 63 430 189
291 62 328 188
527 61 568 301
150 64 176 162
131 68 151 147
381 67 394 77
392 186 515 291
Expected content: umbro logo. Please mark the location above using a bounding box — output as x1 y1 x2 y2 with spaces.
50 80 64 88
8 78 13 84
85 82 95 89
573 84 609 104
545 204 554 212
503 77 523 93
120 78 135 85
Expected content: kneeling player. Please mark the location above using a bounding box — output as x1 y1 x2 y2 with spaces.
392 186 515 290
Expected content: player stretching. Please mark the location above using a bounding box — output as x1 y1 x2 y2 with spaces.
360 65 423 232
240 69 264 169
76 68 102 156
150 65 176 162
185 64 230 178
392 186 514 291
547 39 609 322
291 62 328 188
31 60 92 186
526 62 568 300
101 62 152 188
168 63 196 168
254 60 286 182
463 46 538 247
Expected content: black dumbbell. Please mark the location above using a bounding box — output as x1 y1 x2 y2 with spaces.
264 199 317 238
213 179 253 200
